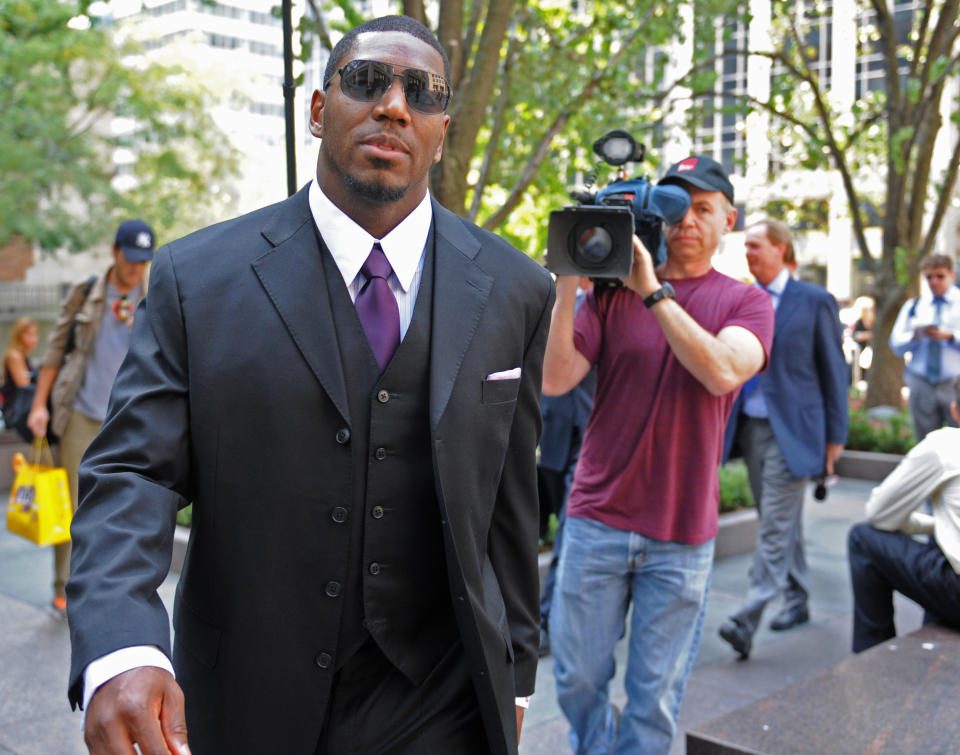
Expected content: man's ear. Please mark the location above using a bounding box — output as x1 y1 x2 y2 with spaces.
309 90 325 138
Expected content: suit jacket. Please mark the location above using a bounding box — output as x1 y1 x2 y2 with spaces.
723 277 849 478
66 185 554 754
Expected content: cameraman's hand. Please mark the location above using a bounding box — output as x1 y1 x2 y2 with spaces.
621 235 661 299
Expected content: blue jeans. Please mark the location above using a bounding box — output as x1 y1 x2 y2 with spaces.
550 516 714 754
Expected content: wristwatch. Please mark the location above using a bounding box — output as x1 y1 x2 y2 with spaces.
643 281 676 309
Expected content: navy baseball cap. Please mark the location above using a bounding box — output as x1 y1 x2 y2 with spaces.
114 219 156 263
659 155 734 204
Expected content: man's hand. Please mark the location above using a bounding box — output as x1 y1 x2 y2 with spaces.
825 442 845 476
84 667 190 755
922 325 954 342
620 235 660 300
516 706 524 743
26 405 49 441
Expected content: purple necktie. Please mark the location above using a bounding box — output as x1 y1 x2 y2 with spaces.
356 243 400 370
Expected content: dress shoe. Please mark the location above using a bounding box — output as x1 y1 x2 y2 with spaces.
769 604 809 631
538 627 551 658
718 619 752 660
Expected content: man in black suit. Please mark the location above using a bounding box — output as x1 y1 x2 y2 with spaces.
66 15 553 755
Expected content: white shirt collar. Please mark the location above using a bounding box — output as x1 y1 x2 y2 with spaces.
761 267 791 296
308 180 433 291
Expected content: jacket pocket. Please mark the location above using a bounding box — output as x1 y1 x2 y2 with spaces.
481 377 521 405
174 598 222 670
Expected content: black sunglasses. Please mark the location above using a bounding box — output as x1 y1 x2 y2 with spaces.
325 59 451 115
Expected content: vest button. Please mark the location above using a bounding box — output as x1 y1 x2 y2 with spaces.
314 652 332 669
369 562 381 576
374 447 387 461
331 507 348 523
335 428 350 444
377 389 390 403
372 505 384 519
324 581 341 598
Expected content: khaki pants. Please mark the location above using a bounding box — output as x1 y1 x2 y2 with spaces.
53 411 102 599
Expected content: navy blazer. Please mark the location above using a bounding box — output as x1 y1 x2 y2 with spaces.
724 277 849 478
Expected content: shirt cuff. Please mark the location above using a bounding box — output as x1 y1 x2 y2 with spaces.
515 696 531 709
83 646 175 711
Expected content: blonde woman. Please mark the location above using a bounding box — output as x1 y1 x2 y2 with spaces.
1 317 39 419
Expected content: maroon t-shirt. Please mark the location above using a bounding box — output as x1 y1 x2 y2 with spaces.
568 269 774 544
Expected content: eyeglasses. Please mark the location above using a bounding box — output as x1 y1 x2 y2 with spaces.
325 59 451 115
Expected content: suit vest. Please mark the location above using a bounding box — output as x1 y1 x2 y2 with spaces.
320 229 458 685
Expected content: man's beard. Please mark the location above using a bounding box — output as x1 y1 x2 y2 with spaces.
343 161 408 203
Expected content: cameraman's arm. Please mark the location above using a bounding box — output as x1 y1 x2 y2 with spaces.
543 276 592 396
624 237 765 396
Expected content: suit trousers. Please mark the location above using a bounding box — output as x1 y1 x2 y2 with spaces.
904 371 959 442
732 417 808 633
847 523 960 652
315 635 488 755
54 410 101 598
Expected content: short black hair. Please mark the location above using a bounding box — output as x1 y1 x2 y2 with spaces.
323 15 451 90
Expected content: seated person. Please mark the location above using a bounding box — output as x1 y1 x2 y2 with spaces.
847 375 960 652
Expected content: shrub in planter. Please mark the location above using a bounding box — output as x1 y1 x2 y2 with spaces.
719 460 754 513
845 392 915 455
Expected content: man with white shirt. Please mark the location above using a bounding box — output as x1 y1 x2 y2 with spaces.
847 376 960 652
65 15 553 755
719 219 849 660
890 254 960 441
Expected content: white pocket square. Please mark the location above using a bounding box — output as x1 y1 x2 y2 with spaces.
486 367 521 381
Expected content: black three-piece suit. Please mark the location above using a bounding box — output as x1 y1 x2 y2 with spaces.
66 186 554 754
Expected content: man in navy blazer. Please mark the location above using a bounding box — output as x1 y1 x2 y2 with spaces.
719 218 848 659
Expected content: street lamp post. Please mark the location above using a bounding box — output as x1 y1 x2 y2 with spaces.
281 0 297 197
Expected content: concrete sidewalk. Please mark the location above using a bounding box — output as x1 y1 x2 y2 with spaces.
0 476 922 754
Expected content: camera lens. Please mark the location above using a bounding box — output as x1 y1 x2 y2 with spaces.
576 226 613 264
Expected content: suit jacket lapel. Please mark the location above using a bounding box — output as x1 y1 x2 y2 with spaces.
429 201 493 429
774 276 802 340
252 186 351 425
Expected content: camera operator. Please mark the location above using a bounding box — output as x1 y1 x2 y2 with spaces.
542 156 774 753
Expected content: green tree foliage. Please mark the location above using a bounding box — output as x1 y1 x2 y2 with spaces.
0 0 238 252
307 0 690 257
676 0 960 407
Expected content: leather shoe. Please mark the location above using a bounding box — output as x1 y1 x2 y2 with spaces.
769 604 809 631
538 627 551 658
718 619 752 660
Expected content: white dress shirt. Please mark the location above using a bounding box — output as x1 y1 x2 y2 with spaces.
865 427 960 574
889 285 960 381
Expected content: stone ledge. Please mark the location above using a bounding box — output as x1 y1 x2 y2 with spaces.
834 449 902 481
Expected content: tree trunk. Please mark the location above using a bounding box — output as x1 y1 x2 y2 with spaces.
865 263 908 408
431 0 515 213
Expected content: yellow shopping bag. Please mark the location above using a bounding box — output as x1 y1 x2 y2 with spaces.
6 438 72 546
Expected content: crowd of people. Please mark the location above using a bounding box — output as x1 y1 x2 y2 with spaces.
4 14 959 755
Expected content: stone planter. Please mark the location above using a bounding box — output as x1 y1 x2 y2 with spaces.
834 449 902 481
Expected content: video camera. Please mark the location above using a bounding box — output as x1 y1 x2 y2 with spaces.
546 130 691 278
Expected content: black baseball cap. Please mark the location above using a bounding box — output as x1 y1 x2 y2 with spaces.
114 219 155 263
659 155 734 204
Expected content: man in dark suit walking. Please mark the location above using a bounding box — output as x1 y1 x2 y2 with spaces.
66 15 553 755
719 218 849 659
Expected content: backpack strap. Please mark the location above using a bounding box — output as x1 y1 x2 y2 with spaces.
62 275 98 361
